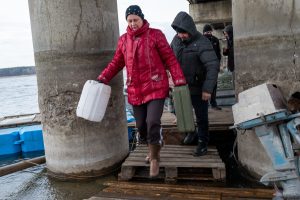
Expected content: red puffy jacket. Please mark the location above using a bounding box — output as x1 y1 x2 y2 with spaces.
98 20 186 105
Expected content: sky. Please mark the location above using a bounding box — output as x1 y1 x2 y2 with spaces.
0 0 188 68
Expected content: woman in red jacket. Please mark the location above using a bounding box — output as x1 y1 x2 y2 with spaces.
97 5 186 178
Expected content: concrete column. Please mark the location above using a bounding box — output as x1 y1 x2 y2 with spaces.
233 0 300 177
28 0 129 179
189 0 232 33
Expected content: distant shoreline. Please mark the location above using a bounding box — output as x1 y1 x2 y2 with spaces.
0 66 36 77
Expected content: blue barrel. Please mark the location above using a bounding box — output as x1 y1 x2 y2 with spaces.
0 127 21 156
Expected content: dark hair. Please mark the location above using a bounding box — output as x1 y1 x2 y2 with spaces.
125 5 144 20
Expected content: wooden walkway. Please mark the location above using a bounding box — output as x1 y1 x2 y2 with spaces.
85 181 274 200
128 107 234 131
119 145 226 183
0 107 233 131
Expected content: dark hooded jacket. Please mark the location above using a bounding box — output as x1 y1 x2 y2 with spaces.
171 12 219 95
223 25 234 72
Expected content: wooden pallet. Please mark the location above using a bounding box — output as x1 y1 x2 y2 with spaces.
119 145 226 182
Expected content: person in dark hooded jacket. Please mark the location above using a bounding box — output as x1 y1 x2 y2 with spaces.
171 11 219 156
223 25 234 72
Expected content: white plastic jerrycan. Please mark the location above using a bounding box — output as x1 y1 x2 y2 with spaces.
76 80 111 122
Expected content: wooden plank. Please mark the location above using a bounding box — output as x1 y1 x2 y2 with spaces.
103 187 222 200
93 190 189 200
133 149 218 153
119 166 135 181
165 167 178 183
212 168 227 180
134 146 218 153
126 156 224 163
131 169 217 181
136 144 218 151
122 160 225 168
131 151 219 156
130 167 165 180
103 181 274 199
129 152 220 158
129 148 220 155
127 107 233 131
127 154 222 160
220 168 226 179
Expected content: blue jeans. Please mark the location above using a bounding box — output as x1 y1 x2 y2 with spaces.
191 95 209 143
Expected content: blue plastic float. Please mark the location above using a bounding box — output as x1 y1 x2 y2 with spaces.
0 127 22 156
0 124 44 157
1 109 134 156
16 125 44 153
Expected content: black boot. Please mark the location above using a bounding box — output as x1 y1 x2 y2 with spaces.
193 140 207 156
183 132 197 145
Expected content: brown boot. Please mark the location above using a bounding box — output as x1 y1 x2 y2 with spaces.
149 144 161 178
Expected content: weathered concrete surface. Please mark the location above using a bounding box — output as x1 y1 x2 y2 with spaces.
28 0 129 178
189 0 232 32
233 0 300 177
233 0 300 96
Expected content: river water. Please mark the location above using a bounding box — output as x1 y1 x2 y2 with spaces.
0 75 120 200
0 75 39 118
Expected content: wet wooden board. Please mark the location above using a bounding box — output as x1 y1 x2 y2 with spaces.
128 107 233 131
119 145 226 183
0 113 41 128
85 181 274 200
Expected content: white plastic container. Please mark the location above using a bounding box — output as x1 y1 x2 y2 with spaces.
232 83 286 125
76 80 111 122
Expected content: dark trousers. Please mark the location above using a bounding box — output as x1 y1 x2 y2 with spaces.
132 99 165 145
191 95 209 144
210 84 218 107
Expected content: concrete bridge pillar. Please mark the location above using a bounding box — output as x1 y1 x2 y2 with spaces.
28 0 129 179
189 0 232 38
233 0 300 177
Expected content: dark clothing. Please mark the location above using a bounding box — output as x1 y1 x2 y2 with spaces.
191 95 209 143
171 12 219 95
223 25 234 72
125 5 144 20
171 11 219 144
210 84 218 107
203 33 221 107
133 99 165 145
204 34 221 61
